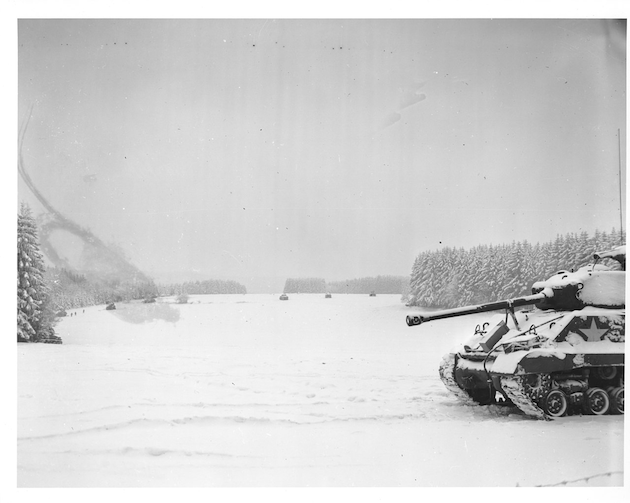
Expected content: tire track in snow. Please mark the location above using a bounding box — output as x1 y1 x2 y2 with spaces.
19 408 452 443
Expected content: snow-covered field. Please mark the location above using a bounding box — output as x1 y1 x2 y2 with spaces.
17 294 625 490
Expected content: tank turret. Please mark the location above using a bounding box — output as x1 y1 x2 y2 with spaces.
531 245 625 310
407 246 625 419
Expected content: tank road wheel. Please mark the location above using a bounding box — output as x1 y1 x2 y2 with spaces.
521 373 552 404
583 388 610 415
609 387 624 415
542 390 568 418
594 367 618 381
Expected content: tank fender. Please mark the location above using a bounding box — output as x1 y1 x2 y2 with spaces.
517 352 576 374
492 350 570 375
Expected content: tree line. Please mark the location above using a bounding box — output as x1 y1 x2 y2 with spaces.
327 275 409 294
158 280 247 296
283 277 327 293
407 228 624 309
283 275 409 294
45 271 248 309
45 267 160 310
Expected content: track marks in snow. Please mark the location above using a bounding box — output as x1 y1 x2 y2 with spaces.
19 405 454 444
20 377 524 441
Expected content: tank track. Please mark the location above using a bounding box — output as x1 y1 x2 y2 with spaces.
500 375 549 420
438 354 477 405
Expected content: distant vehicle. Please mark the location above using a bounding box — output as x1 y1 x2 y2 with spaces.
279 293 289 301
106 302 116 310
369 291 376 297
325 293 332 298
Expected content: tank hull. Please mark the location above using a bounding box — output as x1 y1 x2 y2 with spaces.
439 309 625 418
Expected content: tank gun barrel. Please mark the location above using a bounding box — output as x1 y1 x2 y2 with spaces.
406 288 553 327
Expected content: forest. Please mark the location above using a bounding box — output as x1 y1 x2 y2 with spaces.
45 267 160 310
158 279 247 296
407 228 624 309
43 269 248 310
283 277 327 293
326 275 409 295
282 275 409 294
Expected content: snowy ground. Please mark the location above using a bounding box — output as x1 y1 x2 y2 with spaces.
16 294 625 493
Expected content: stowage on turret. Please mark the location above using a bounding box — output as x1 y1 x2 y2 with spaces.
407 246 625 419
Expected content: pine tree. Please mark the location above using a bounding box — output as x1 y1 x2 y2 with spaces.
573 232 593 270
17 203 59 343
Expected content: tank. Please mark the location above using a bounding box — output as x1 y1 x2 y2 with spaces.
406 246 625 419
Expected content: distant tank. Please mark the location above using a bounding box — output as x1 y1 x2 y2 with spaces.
406 246 625 419
279 293 289 301
325 293 332 299
369 291 376 297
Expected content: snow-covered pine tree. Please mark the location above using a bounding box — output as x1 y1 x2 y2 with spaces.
608 227 622 248
17 203 59 343
573 231 593 270
520 241 539 291
463 246 483 304
550 234 566 273
409 253 430 306
417 254 433 304
498 242 521 299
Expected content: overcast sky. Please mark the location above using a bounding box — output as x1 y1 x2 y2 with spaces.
17 18 626 292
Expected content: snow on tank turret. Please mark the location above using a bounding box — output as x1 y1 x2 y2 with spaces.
406 246 625 419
